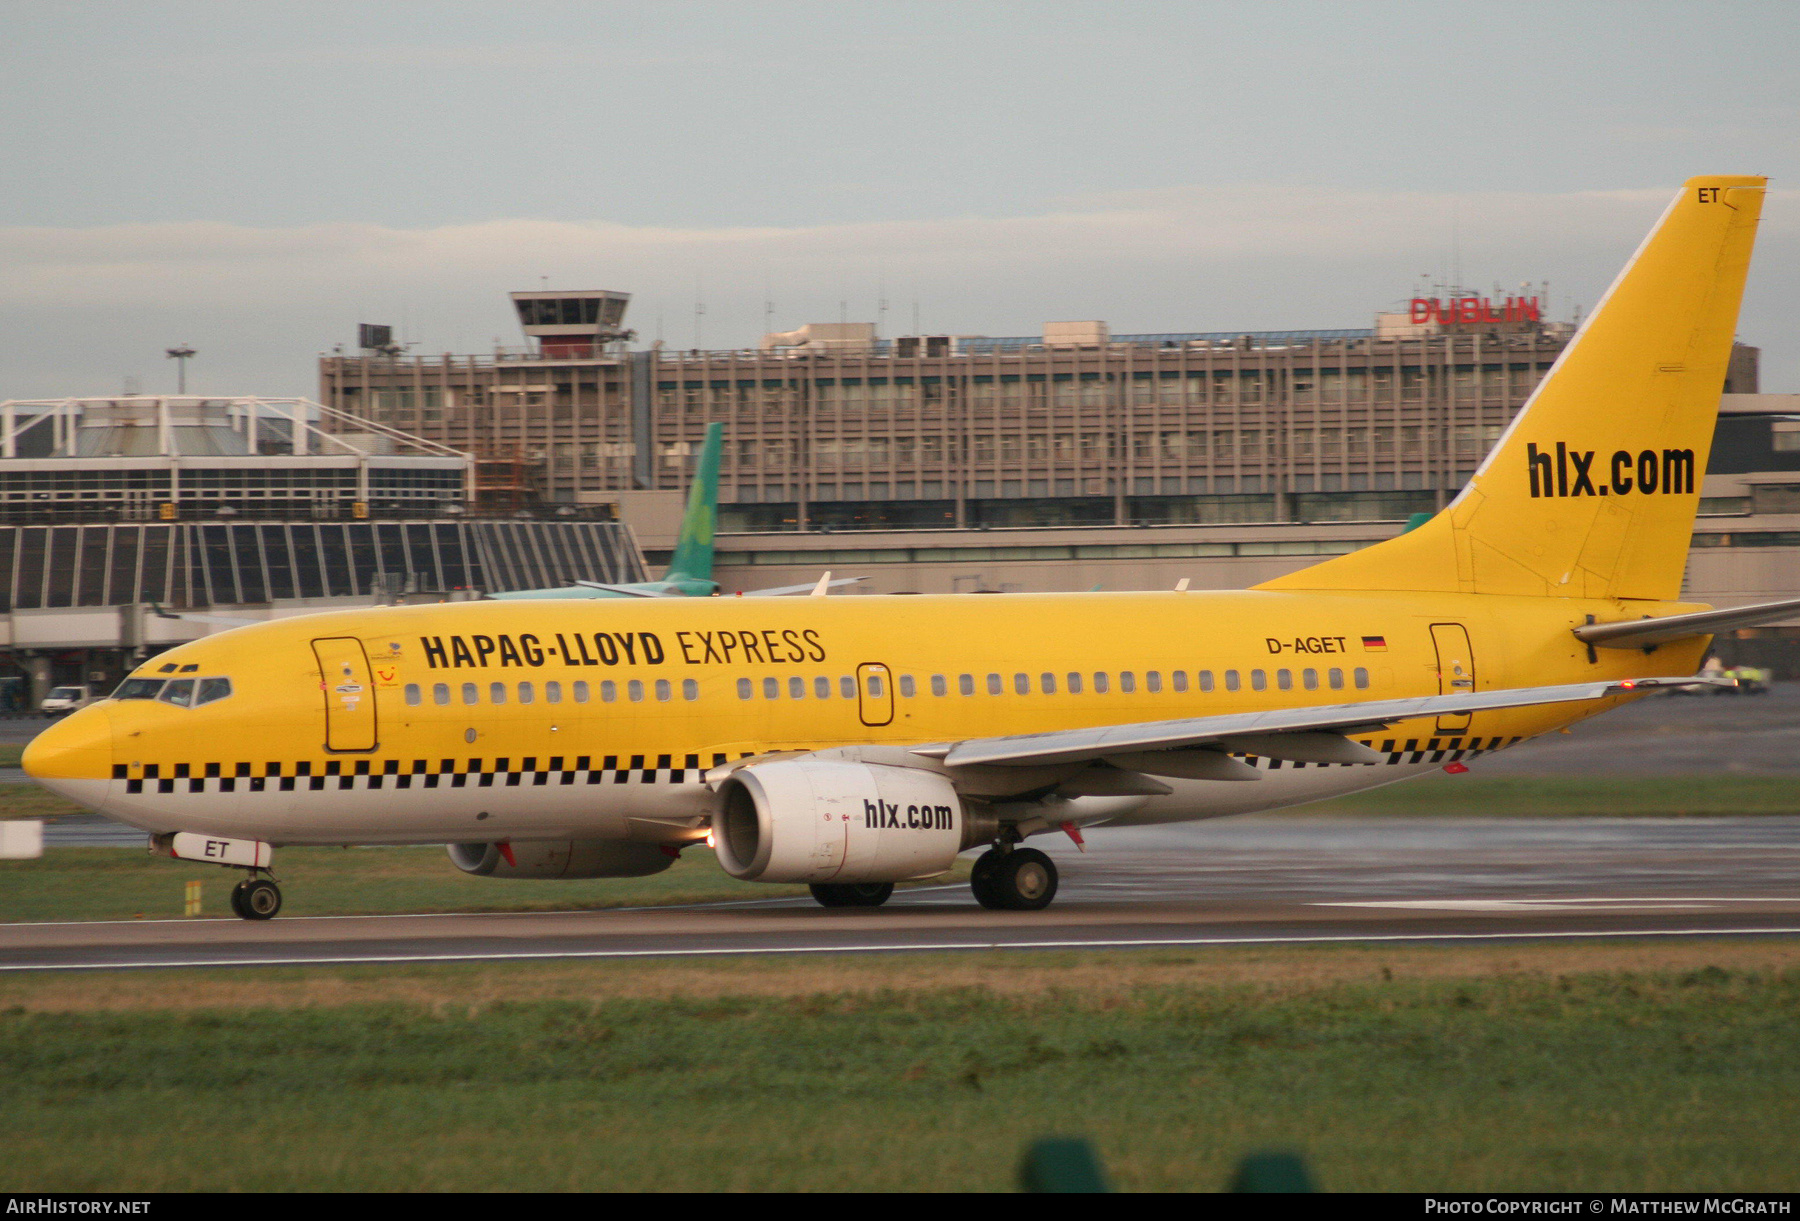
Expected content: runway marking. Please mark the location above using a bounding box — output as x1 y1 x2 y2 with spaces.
1316 897 1794 912
6 925 1800 972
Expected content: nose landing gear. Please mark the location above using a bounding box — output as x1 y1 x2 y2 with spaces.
228 874 282 920
971 845 1058 911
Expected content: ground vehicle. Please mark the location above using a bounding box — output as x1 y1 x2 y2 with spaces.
39 685 95 716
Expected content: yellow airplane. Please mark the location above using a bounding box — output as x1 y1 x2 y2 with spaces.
26 176 1799 920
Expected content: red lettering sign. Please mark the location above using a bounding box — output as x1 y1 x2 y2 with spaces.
1407 296 1542 327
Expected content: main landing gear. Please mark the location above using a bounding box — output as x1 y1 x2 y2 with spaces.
971 844 1058 911
229 874 282 921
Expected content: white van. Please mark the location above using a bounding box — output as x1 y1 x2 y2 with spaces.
40 685 95 716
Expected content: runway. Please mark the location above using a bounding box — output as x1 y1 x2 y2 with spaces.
4 816 1798 972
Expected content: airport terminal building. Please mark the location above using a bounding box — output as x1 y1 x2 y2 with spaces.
0 396 647 705
320 290 1798 672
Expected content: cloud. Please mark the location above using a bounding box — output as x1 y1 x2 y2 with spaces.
2 182 1796 397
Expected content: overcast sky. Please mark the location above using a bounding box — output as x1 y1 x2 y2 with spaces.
3 0 1797 399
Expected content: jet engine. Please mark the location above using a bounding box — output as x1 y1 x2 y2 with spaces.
713 759 989 884
447 839 675 879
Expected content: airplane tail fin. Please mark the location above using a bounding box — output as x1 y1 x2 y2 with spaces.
665 421 722 582
1258 176 1766 602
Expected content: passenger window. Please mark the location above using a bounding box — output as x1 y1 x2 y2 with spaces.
899 675 916 697
1067 672 1082 694
1303 669 1318 691
1224 670 1240 692
867 674 884 698
1013 674 1029 695
1172 671 1189 693
404 683 422 707
737 678 753 700
1277 669 1292 691
931 674 947 696
1093 673 1110 694
1146 671 1162 693
1328 668 1344 690
462 683 478 705
789 676 806 699
601 680 617 703
1251 670 1267 691
433 682 450 705
196 677 233 706
840 676 856 698
1040 673 1056 694
573 680 590 703
682 678 699 701
1354 667 1370 689
545 681 562 704
629 680 645 702
1120 672 1136 693
764 677 780 699
985 673 1001 695
959 674 974 696
655 679 671 702
518 682 534 704
158 680 195 708
489 682 507 704
113 679 164 700
816 676 833 699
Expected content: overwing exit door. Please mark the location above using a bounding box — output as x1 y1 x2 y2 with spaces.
313 636 378 752
1430 623 1476 734
856 662 894 727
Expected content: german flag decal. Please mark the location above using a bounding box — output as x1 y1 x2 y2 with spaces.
1361 635 1388 651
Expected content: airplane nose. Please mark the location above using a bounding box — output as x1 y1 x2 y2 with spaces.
23 704 114 782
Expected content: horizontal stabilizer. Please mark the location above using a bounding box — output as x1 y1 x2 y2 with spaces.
741 576 866 597
1573 597 1800 648
573 581 669 598
929 678 1698 769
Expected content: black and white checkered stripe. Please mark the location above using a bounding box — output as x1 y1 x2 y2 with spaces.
113 751 740 795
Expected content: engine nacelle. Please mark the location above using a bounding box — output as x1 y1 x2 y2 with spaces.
447 840 675 879
714 759 977 884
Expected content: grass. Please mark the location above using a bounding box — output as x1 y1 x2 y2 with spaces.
0 942 1796 1192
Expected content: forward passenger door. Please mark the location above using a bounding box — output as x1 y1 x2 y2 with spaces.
312 637 378 752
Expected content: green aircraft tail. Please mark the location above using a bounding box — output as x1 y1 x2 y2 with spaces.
665 421 721 582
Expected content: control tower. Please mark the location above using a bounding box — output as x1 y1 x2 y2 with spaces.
509 290 633 358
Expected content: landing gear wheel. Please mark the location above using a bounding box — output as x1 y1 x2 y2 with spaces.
976 847 1058 911
970 848 1007 910
228 880 250 919
239 878 282 920
809 882 894 908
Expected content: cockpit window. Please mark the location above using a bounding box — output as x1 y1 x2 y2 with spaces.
158 679 196 708
195 677 232 706
114 679 164 700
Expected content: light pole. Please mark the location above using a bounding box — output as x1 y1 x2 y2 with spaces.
165 345 195 394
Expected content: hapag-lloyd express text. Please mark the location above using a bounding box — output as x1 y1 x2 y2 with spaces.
418 629 827 670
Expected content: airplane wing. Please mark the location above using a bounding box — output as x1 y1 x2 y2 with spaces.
740 576 866 597
922 676 1710 769
1572 597 1800 648
573 581 672 598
